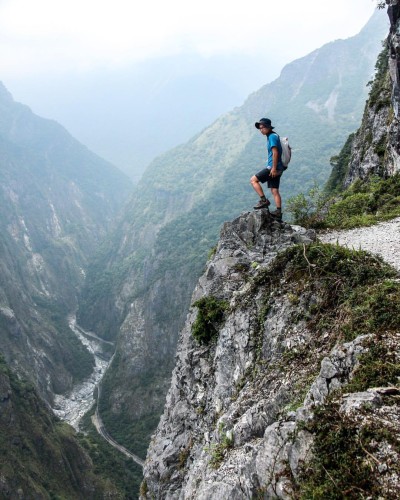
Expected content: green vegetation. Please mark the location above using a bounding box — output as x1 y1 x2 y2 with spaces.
324 133 355 194
346 336 400 393
367 40 390 112
207 425 234 469
286 183 327 228
287 173 400 230
297 332 400 498
79 408 143 499
191 296 229 344
292 40 396 230
76 225 142 341
0 355 123 498
98 359 172 460
249 242 398 359
34 296 95 383
232 241 399 431
297 396 400 499
260 243 400 498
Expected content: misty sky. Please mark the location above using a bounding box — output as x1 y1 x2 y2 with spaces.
0 0 384 180
1 0 377 78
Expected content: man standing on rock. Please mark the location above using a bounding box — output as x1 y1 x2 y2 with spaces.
250 118 284 218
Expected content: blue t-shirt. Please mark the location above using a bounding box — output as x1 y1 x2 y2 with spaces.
266 132 283 171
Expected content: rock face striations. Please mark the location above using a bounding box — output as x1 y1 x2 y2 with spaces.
142 210 400 498
142 211 316 497
0 82 131 401
332 1 400 187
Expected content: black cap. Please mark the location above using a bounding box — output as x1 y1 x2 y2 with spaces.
255 118 274 129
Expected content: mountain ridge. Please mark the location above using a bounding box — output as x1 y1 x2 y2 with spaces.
0 81 132 400
76 10 389 460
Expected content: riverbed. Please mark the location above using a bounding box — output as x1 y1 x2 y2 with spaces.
52 315 114 430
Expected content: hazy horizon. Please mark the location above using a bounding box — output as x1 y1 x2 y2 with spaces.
0 0 383 180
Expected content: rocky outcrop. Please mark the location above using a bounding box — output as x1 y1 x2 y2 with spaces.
141 212 320 497
142 210 400 498
342 1 400 186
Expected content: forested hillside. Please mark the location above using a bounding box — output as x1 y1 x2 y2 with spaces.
0 81 132 400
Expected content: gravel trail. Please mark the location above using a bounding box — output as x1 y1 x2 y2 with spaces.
318 216 400 272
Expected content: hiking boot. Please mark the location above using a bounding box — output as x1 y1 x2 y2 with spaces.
270 208 282 219
253 199 271 210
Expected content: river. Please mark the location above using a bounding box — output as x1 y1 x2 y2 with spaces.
52 315 114 430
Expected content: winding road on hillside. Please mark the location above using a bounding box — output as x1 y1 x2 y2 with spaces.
55 317 144 467
92 384 145 467
319 216 400 272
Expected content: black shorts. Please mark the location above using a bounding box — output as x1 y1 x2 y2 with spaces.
255 168 282 189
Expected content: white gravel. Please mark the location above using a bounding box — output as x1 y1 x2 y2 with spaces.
318 216 400 272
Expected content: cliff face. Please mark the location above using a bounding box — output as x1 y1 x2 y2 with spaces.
142 211 400 498
141 212 316 497
0 82 132 400
341 1 400 186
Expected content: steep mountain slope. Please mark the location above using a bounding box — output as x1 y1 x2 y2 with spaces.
326 37 398 191
142 5 400 497
142 211 400 498
0 353 141 498
0 82 132 400
77 11 388 456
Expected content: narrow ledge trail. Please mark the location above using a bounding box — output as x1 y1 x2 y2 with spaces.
318 216 400 272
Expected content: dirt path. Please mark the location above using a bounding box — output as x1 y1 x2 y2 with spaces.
318 216 400 272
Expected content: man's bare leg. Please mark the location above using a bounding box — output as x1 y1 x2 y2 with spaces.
250 175 271 209
250 175 265 198
270 188 281 209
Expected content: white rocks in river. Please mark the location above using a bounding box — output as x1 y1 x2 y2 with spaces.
52 317 111 430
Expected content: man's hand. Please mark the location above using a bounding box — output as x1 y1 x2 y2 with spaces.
270 167 278 177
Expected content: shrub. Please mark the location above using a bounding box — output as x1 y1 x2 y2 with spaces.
286 184 328 228
324 192 372 227
346 338 400 393
191 296 229 344
297 397 399 498
287 173 400 230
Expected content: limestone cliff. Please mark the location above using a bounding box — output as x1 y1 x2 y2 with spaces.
335 0 400 187
139 6 400 497
142 211 400 498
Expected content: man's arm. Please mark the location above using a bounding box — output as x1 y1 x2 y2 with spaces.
270 147 279 177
